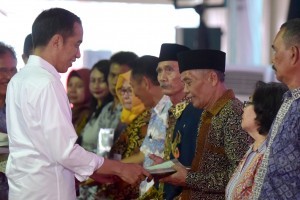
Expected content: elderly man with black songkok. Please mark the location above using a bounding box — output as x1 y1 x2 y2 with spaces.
158 49 250 200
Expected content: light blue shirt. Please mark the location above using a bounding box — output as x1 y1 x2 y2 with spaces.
140 95 172 167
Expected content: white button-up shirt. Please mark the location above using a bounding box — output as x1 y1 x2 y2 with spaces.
6 56 104 200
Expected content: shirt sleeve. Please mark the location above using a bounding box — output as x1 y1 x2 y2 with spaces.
38 81 104 181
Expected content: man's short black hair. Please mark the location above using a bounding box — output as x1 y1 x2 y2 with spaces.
32 8 81 48
110 51 138 69
131 55 160 86
23 34 33 57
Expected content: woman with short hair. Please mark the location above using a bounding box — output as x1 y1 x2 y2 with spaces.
226 81 288 200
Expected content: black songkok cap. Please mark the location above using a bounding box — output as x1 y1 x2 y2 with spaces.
178 49 226 73
158 43 190 62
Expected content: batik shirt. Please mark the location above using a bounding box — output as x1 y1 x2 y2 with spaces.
180 90 249 200
252 88 300 200
98 109 151 200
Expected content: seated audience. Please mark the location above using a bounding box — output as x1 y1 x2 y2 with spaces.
226 81 288 200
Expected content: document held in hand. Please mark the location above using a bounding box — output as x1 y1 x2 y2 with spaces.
146 159 181 175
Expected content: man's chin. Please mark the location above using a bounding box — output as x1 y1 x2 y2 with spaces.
57 66 69 73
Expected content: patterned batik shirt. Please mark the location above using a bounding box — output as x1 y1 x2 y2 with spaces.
98 109 151 200
252 88 300 200
181 90 250 200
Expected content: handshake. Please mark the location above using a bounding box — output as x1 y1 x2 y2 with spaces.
90 158 153 185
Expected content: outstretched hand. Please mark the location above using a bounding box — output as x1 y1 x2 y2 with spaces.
94 159 152 186
159 163 187 187
117 162 153 185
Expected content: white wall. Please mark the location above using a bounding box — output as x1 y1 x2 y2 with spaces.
0 0 199 85
0 0 291 87
0 0 198 69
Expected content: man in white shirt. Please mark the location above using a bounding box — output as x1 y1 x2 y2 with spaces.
5 8 150 200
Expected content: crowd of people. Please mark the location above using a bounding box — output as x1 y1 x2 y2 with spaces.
0 7 299 200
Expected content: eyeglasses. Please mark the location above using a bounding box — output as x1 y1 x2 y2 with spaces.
243 101 254 108
118 88 132 96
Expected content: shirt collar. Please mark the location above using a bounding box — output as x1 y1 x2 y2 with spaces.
27 55 61 80
169 100 189 119
206 89 235 116
251 139 267 153
284 88 300 100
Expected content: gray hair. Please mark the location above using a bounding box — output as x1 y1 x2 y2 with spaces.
280 18 300 48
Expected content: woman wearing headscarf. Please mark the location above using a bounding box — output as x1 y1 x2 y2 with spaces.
67 68 92 136
98 70 151 199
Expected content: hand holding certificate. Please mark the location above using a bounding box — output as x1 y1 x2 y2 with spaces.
146 159 189 186
146 159 183 180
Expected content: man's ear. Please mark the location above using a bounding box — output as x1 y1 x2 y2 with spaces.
21 54 28 64
142 76 151 90
290 45 300 66
49 34 63 49
209 71 218 86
